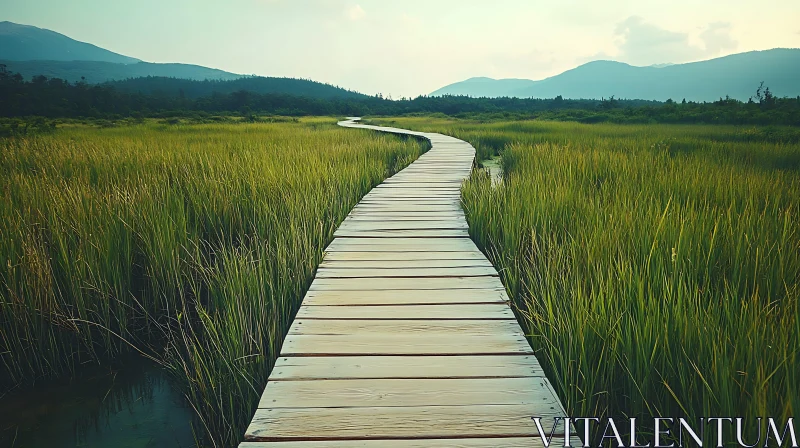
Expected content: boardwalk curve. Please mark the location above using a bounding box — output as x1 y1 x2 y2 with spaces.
240 118 572 447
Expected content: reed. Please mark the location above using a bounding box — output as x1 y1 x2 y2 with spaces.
380 116 800 442
0 117 425 446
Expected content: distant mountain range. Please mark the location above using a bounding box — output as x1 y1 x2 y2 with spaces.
4 20 800 103
0 21 361 99
431 49 800 102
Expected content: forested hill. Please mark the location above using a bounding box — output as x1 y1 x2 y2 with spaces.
0 60 243 84
107 76 367 100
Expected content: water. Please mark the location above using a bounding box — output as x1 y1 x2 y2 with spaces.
481 156 504 186
0 362 196 448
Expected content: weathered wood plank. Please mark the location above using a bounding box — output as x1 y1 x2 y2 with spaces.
240 439 550 448
339 222 469 231
334 229 470 238
350 207 465 214
295 303 514 320
343 215 465 222
280 333 531 356
239 438 560 448
315 266 497 278
287 319 522 336
326 238 479 252
322 251 487 262
302 288 508 306
309 276 505 291
345 212 465 220
319 258 492 269
244 404 565 441
268 355 544 380
258 377 560 409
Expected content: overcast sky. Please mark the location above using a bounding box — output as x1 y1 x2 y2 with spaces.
3 0 799 97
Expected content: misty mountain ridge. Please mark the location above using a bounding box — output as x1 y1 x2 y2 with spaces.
0 21 140 64
432 49 800 102
0 21 363 99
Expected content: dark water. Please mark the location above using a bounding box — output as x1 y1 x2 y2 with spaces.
0 362 196 448
481 156 504 186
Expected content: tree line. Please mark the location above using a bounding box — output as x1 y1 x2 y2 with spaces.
2 66 799 126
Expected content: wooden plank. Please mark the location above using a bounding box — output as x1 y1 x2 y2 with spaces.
339 221 468 230
287 319 523 336
244 404 565 441
334 229 470 238
327 237 476 245
309 277 505 291
319 258 492 268
268 355 544 380
322 251 487 262
326 238 478 252
279 333 531 356
360 197 461 202
371 186 462 191
302 288 508 306
365 190 461 196
240 438 555 448
295 303 514 320
350 206 464 213
258 377 560 409
341 220 466 228
345 212 465 219
315 266 497 278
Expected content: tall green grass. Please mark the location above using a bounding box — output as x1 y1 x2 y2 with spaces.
0 118 425 446
382 117 800 441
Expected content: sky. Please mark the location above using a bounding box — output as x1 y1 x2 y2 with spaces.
3 0 800 98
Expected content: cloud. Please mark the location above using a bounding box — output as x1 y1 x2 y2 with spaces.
613 16 737 66
346 4 366 21
699 22 737 54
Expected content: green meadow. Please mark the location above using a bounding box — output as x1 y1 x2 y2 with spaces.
0 118 425 445
377 116 800 440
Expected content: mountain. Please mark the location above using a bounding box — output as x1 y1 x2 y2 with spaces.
0 60 243 83
431 49 800 102
0 21 139 64
0 21 358 98
435 77 540 97
0 21 242 83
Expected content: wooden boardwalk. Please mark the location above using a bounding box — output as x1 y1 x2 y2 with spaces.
240 119 572 447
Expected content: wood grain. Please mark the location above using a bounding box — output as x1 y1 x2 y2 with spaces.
267 355 544 380
244 404 566 441
295 303 515 320
302 288 508 306
258 377 560 408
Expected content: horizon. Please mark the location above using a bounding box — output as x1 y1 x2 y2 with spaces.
2 0 800 97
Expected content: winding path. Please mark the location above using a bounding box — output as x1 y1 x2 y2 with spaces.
239 118 573 447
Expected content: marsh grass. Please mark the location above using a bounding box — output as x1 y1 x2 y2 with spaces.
0 117 425 446
380 117 800 443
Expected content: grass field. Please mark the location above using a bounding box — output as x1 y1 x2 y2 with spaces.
0 117 425 446
377 117 800 442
